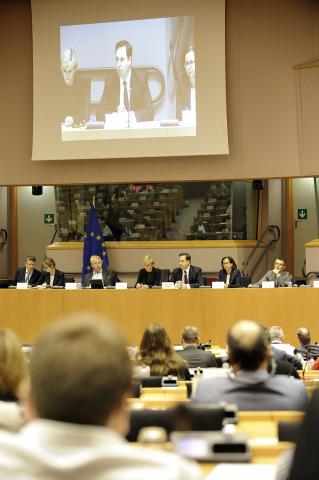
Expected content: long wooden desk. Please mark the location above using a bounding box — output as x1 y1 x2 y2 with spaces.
1 288 319 344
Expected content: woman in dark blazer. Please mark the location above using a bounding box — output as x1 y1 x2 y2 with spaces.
36 258 65 288
218 256 241 288
135 254 161 289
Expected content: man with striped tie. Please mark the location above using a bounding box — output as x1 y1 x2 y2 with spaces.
170 252 203 289
96 39 154 124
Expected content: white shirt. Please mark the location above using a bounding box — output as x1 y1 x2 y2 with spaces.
0 419 201 480
92 271 103 280
271 341 295 357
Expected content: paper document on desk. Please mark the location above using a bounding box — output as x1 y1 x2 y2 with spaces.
205 464 276 480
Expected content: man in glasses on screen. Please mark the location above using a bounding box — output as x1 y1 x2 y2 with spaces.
177 46 196 123
96 39 154 125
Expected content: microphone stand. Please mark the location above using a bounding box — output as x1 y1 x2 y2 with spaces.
50 224 59 245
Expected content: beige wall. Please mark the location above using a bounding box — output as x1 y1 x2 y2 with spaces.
0 0 319 186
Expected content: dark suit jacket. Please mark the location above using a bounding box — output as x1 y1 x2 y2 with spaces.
96 68 154 122
135 267 161 288
170 265 203 288
83 268 120 288
35 269 65 287
178 345 217 368
218 268 241 288
12 267 41 287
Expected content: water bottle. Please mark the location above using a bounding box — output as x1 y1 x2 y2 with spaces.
288 281 292 288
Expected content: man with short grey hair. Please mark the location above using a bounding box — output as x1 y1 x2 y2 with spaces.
192 320 308 411
0 316 201 479
178 326 217 368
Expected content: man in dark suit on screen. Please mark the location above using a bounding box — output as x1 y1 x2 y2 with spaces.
178 326 217 368
12 256 41 287
96 39 154 124
170 252 203 288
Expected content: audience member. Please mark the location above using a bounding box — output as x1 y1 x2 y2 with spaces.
296 327 318 360
35 258 65 288
135 254 161 288
192 320 308 411
0 317 201 479
170 252 203 288
137 323 190 379
83 255 120 287
97 39 154 123
269 326 296 356
275 389 319 480
12 256 41 287
178 326 217 368
218 256 241 288
0 330 28 431
255 257 292 287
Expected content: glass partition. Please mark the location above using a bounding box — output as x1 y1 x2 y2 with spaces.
55 180 259 241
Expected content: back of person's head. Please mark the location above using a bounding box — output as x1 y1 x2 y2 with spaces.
181 326 199 344
297 327 311 346
0 330 28 400
29 315 132 426
139 323 173 355
227 320 269 371
269 325 284 342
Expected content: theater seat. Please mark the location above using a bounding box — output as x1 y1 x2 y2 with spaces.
126 404 226 442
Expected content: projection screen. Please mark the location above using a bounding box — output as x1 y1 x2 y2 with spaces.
31 0 228 160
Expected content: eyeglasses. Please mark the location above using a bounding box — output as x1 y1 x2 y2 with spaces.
184 60 195 66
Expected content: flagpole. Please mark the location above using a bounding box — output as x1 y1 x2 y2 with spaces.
92 196 95 207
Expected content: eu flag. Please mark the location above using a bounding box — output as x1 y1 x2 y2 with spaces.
82 206 108 284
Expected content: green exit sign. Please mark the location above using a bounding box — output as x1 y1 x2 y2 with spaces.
44 213 55 224
297 209 307 220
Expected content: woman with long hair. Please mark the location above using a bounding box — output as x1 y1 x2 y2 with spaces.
137 323 189 379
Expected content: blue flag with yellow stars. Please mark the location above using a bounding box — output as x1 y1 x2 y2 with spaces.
82 205 108 284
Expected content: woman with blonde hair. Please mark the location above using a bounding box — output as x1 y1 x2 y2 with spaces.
137 323 189 379
0 329 28 430
135 254 161 289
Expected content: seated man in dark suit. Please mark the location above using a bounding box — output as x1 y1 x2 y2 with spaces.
170 252 203 288
192 320 308 411
96 39 154 123
12 256 41 287
178 326 217 368
83 255 120 288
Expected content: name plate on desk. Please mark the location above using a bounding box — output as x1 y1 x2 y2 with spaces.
162 282 175 289
17 283 28 290
262 281 275 288
313 280 319 288
65 283 77 290
212 282 224 289
115 282 127 290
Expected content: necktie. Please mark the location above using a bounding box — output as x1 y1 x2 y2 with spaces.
123 80 129 111
183 271 188 285
25 271 31 283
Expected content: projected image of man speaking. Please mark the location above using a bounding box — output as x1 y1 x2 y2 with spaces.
96 40 154 125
